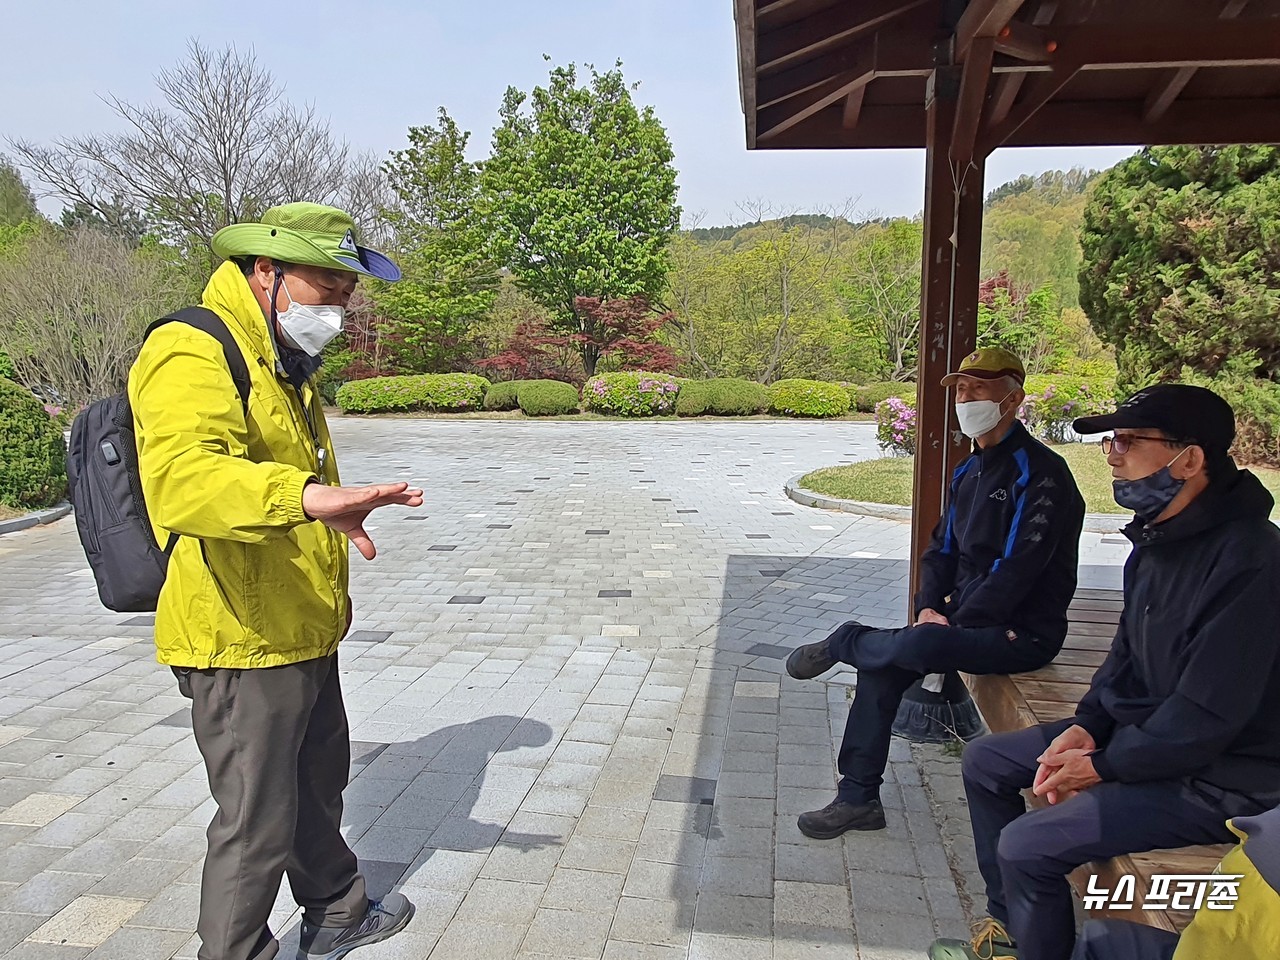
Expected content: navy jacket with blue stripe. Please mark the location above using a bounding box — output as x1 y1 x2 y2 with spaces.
914 420 1085 647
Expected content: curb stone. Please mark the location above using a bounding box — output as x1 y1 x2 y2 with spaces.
784 474 1126 534
0 501 72 536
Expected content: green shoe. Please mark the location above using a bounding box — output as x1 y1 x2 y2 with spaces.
928 918 1018 959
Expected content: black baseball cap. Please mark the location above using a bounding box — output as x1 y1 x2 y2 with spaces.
1072 384 1236 451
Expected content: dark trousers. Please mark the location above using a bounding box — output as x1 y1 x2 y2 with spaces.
963 721 1252 960
185 654 367 960
829 621 1054 804
1071 920 1179 960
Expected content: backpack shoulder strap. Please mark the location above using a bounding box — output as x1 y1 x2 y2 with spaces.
146 307 251 413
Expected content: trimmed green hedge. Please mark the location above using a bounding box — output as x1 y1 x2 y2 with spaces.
768 379 851 418
0 378 67 510
517 380 580 416
335 374 490 414
674 381 711 416
676 378 768 417
855 381 915 413
582 372 680 417
483 381 522 411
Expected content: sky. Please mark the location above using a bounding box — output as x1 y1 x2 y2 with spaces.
4 0 1138 226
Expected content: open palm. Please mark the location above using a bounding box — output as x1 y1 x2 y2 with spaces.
302 481 424 559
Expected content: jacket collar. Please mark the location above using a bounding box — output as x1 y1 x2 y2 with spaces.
200 261 322 385
974 419 1031 462
201 261 278 368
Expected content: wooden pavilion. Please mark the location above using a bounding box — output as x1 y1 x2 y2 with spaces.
732 0 1280 595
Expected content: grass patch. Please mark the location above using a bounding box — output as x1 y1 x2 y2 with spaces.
801 443 1280 518
0 504 23 522
802 458 916 505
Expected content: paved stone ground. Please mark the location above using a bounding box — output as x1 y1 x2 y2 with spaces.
0 420 1124 960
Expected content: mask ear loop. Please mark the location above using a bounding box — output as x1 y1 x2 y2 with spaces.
1165 445 1191 472
266 265 289 375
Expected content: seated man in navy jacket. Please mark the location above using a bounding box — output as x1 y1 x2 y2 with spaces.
786 347 1085 839
930 384 1280 960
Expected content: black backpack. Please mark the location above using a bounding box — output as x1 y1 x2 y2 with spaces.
67 307 251 612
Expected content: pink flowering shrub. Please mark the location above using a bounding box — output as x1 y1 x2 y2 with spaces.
1018 375 1113 443
582 372 680 417
875 397 917 456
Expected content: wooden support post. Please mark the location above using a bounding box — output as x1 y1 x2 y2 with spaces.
909 65 985 618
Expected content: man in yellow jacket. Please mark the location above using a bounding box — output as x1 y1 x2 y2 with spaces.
129 203 422 960
1071 805 1280 959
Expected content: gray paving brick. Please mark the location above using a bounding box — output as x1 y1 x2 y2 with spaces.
0 419 1125 960
610 896 694 948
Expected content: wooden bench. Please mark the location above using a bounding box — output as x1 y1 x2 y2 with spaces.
963 587 1232 933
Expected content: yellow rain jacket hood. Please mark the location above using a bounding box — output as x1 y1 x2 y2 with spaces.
128 261 348 668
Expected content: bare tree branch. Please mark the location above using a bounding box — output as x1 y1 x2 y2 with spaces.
8 40 359 249
0 229 196 408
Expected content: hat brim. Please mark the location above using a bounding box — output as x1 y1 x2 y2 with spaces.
212 224 401 282
334 248 401 282
1071 411 1155 435
940 369 1024 388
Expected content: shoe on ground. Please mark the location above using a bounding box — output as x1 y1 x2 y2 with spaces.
297 894 415 960
928 917 1019 959
786 639 838 680
796 799 886 839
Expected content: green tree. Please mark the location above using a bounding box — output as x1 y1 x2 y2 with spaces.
1079 145 1280 390
981 171 1097 310
839 218 923 381
375 109 498 373
0 158 39 226
976 273 1067 375
481 60 680 376
59 198 148 247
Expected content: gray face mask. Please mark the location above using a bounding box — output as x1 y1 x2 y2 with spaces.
1112 447 1189 521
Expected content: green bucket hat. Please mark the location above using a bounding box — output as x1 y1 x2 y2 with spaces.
211 202 401 281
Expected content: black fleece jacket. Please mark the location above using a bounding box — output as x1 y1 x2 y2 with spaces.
1075 470 1280 802
915 420 1086 646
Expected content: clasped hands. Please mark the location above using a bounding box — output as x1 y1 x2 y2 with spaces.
1032 724 1102 804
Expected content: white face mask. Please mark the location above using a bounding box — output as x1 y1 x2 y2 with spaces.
955 392 1013 440
275 276 345 356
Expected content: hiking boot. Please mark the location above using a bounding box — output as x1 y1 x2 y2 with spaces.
928 918 1019 959
786 639 838 680
297 894 415 960
796 799 886 839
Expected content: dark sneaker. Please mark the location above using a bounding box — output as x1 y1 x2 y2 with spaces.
786 639 838 680
928 918 1019 959
796 799 885 839
297 894 415 960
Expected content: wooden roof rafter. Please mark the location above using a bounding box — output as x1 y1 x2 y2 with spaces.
756 0 932 74
736 0 1280 151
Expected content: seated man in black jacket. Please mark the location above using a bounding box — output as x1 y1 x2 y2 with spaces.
929 384 1280 960
786 347 1085 839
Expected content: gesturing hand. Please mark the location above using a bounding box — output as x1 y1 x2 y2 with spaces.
302 481 424 560
916 608 950 626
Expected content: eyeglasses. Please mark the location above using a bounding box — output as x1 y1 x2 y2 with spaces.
1100 435 1181 455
